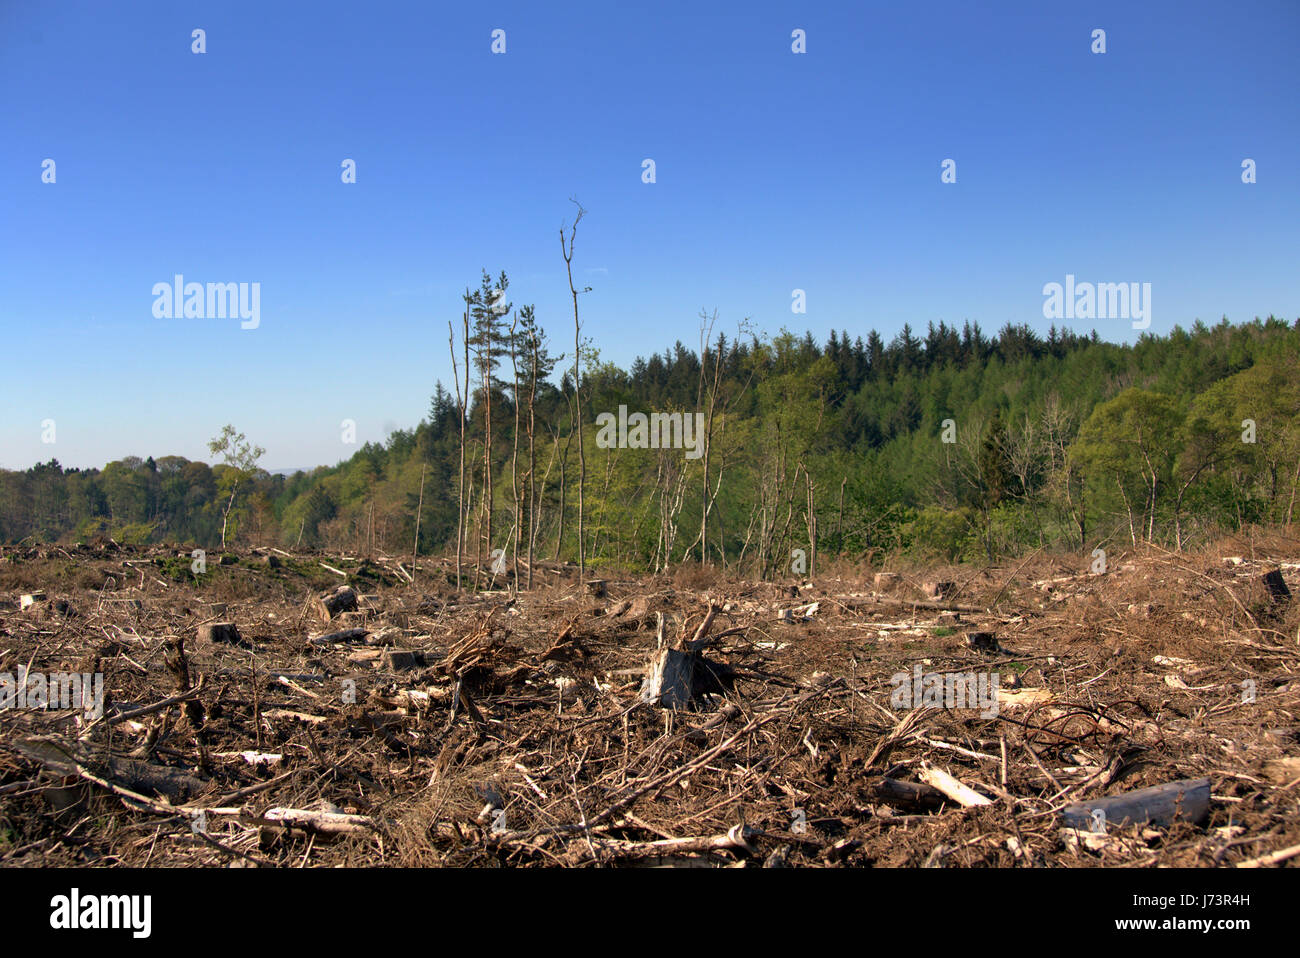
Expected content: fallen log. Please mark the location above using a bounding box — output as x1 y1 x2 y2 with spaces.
849 596 988 614
308 627 369 646
918 763 993 807
577 824 757 861
1236 841 1300 869
14 735 208 803
254 807 375 836
863 776 947 811
260 708 329 725
1059 776 1211 830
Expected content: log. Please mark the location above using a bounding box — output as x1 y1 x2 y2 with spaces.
1059 776 1211 830
578 824 756 861
1236 841 1300 869
197 622 241 645
313 585 358 622
256 807 374 836
918 764 993 807
308 627 369 646
14 735 207 802
864 776 947 811
260 708 329 724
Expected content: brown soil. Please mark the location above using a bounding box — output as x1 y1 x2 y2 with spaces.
1 536 1298 868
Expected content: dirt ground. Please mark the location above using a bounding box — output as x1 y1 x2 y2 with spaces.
2 535 1298 868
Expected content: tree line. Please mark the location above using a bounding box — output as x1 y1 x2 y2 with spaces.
3 308 1299 578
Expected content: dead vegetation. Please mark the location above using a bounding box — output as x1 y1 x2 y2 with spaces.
1 535 1299 868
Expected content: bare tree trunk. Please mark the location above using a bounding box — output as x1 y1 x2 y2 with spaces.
449 316 467 591
220 481 238 549
532 431 557 565
412 462 426 586
482 321 493 590
509 315 522 596
561 201 588 578
526 337 538 590
555 423 571 561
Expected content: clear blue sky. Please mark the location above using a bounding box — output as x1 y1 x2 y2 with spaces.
2 0 1297 470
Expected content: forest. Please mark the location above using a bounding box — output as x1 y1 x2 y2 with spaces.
3 289 1299 579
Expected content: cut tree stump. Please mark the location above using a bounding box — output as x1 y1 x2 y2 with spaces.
584 579 607 598
641 648 696 709
923 580 955 600
874 573 901 591
313 585 358 622
1261 569 1291 603
20 591 47 611
197 622 241 645
1059 776 1211 830
383 649 427 671
640 603 736 709
965 631 998 653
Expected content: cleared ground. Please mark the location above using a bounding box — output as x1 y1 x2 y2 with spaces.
1 536 1298 867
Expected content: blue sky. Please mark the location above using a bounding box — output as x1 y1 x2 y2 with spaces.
2 0 1297 470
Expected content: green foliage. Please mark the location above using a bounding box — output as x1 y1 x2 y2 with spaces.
4 316 1300 568
904 506 976 562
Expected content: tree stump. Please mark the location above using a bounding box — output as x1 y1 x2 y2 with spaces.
20 591 46 611
1262 569 1290 603
585 579 607 598
923 580 955 600
874 573 901 592
198 622 241 645
964 631 998 653
383 649 426 671
314 586 358 622
640 648 696 709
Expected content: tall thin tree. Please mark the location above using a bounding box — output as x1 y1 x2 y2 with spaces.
560 200 589 576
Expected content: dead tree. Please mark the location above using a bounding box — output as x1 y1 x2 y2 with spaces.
448 311 469 591
561 199 589 577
